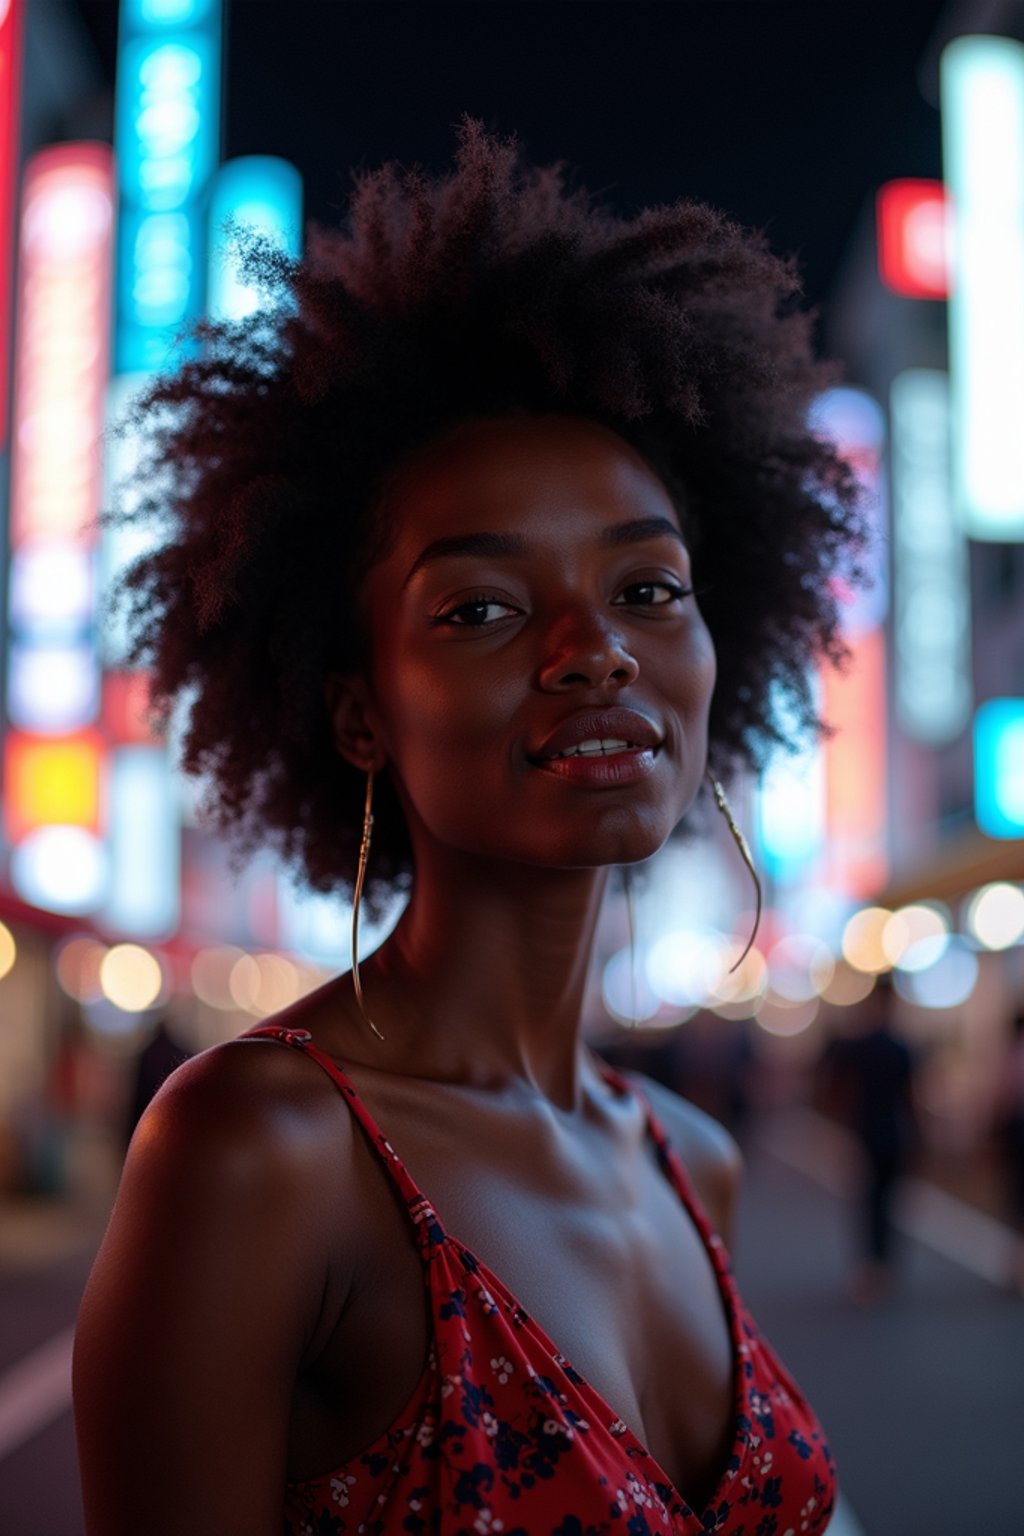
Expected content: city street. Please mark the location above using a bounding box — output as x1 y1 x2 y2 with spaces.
1 1111 1022 1536
735 1115 1024 1536
3 2 1024 1533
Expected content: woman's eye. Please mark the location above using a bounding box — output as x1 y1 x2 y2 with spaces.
434 596 522 627
615 580 692 607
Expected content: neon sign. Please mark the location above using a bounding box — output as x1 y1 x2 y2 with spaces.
942 34 1024 540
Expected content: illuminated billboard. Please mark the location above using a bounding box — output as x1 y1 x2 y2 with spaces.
4 144 114 915
942 34 1024 540
974 699 1024 838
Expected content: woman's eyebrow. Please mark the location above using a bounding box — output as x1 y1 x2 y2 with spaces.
402 516 685 589
403 531 527 588
602 515 685 550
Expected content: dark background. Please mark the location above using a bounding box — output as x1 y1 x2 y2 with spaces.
70 0 951 330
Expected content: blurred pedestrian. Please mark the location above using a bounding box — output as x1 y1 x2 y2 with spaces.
123 1016 191 1153
818 975 917 1303
993 1010 1024 1293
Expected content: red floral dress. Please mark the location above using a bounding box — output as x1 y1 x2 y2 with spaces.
245 1023 836 1536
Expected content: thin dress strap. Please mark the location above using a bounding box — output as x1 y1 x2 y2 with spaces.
242 1023 444 1259
245 1024 720 1261
592 1054 722 1251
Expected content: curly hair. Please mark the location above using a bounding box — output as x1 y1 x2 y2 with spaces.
105 116 865 917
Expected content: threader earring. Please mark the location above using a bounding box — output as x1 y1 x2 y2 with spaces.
707 769 762 972
352 767 385 1041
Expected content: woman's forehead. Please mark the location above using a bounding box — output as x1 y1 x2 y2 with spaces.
378 412 683 538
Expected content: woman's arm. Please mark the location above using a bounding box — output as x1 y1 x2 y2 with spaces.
73 1039 355 1536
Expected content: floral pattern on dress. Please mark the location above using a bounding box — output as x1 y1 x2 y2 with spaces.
245 1025 836 1536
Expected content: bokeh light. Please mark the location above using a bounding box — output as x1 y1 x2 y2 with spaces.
767 934 835 1002
892 935 979 1009
896 932 951 974
603 946 663 1025
841 906 893 973
191 945 246 1009
646 928 723 1008
882 902 950 964
710 943 768 1006
250 952 302 1015
755 994 820 1036
819 960 876 1007
966 882 1024 950
227 950 304 1017
55 935 107 1002
99 943 165 1012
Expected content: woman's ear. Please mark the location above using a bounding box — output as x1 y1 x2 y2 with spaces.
323 673 387 773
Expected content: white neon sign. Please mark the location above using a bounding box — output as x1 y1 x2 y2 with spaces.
942 34 1024 540
890 369 971 744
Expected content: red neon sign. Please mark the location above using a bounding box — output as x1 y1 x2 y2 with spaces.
877 179 950 300
10 143 114 547
822 627 888 899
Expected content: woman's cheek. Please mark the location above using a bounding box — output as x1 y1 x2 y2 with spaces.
690 621 717 715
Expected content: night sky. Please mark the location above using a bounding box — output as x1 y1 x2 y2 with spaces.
71 0 949 337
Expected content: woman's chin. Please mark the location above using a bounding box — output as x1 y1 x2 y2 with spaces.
535 817 679 871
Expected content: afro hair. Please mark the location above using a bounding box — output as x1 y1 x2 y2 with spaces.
105 116 865 915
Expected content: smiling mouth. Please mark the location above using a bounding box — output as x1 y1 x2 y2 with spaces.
544 737 643 761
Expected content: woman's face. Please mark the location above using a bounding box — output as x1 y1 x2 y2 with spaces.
350 412 717 871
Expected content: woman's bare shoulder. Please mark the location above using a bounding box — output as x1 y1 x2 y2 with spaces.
619 1069 743 1245
121 1028 355 1202
99 1027 363 1311
73 1030 362 1535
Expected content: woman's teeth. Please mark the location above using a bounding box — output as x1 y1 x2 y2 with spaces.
551 738 636 759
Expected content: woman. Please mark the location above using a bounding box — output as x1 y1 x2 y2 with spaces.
73 119 862 1535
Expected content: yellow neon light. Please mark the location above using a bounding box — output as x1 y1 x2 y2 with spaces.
4 731 103 840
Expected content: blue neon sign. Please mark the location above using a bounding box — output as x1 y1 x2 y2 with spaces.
114 3 221 371
974 699 1024 838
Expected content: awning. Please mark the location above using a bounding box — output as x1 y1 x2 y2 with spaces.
877 831 1024 909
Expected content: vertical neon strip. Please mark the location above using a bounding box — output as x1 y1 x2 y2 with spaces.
114 0 222 372
942 35 1024 540
5 145 114 913
822 629 888 899
974 699 1024 838
0 0 22 449
10 147 114 549
890 369 971 743
804 387 889 899
755 682 825 887
809 387 888 634
101 0 223 937
105 747 180 936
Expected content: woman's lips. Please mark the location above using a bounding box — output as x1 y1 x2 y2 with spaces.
530 707 662 762
530 745 659 787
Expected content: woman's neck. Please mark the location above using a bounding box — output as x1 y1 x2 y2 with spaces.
359 853 612 1108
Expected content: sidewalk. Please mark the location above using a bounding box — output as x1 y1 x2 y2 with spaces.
736 1108 1024 1536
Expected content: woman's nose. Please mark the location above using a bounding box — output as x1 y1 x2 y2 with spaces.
536 607 640 692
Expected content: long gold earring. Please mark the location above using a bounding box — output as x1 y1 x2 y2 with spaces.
352 768 385 1041
707 769 762 972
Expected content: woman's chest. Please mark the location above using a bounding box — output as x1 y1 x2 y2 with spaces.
297 1097 735 1506
430 1158 736 1501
